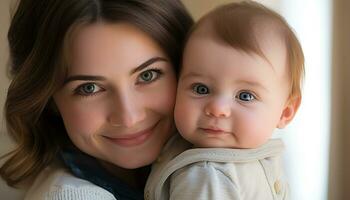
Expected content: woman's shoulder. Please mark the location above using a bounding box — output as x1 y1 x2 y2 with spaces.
24 161 116 200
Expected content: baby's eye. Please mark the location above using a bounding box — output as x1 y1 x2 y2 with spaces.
75 83 103 96
137 69 162 84
192 83 210 95
236 91 256 102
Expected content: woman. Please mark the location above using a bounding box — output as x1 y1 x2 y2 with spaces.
0 0 193 199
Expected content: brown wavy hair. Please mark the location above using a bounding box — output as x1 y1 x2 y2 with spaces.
1 0 193 187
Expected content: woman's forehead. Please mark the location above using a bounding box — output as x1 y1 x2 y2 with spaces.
67 23 167 75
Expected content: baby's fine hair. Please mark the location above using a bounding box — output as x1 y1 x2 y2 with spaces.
188 1 304 100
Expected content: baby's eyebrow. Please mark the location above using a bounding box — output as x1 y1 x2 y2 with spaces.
180 72 204 81
235 79 269 92
180 72 269 92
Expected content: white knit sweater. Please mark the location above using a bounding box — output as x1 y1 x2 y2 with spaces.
24 162 116 200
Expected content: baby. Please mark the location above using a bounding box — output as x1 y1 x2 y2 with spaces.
145 1 304 199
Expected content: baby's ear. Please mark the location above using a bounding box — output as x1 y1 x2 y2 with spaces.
277 96 301 129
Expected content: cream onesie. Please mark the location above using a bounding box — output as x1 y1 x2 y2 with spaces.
145 134 289 200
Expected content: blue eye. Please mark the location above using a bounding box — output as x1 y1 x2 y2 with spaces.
137 69 162 84
237 91 255 101
75 83 103 96
192 83 209 95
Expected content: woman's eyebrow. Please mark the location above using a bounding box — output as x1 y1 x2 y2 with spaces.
64 57 167 84
131 57 168 75
64 75 106 84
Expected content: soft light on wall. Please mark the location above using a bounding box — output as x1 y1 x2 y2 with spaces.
258 0 332 199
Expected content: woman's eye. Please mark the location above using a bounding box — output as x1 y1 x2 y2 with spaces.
137 69 162 84
192 83 210 95
237 91 255 102
75 83 103 96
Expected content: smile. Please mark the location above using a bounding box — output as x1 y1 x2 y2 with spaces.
104 122 159 147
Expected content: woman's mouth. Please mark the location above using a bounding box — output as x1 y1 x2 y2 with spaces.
104 122 158 147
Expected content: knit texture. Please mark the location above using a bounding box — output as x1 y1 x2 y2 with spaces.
45 185 115 200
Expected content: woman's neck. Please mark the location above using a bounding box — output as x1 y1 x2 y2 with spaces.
99 160 150 190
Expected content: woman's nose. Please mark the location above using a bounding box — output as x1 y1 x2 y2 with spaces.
108 91 146 127
204 97 232 118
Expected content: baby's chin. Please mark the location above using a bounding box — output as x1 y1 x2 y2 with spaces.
191 139 237 149
192 138 268 149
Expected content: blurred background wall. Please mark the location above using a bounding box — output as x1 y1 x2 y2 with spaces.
0 0 349 199
0 0 26 199
328 0 350 199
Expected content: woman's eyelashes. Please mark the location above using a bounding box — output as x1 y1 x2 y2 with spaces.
136 68 163 85
72 68 164 98
74 82 104 97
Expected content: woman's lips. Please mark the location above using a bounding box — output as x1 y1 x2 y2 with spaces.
104 122 158 147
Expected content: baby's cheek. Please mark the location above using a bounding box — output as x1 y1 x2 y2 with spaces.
174 100 192 133
236 112 271 146
175 89 206 135
174 103 186 129
246 115 274 146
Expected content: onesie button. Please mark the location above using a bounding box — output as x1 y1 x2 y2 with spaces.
145 190 150 200
274 180 282 194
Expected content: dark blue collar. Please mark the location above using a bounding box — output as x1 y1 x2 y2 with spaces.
60 148 144 200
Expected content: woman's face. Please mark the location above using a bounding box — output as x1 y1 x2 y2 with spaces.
53 23 177 169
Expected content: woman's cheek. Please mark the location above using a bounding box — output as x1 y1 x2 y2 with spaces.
61 102 105 138
146 80 177 115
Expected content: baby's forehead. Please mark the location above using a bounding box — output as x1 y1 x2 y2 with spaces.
183 21 289 84
193 17 286 51
189 19 287 67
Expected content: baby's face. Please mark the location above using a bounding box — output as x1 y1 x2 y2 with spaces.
174 33 292 148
